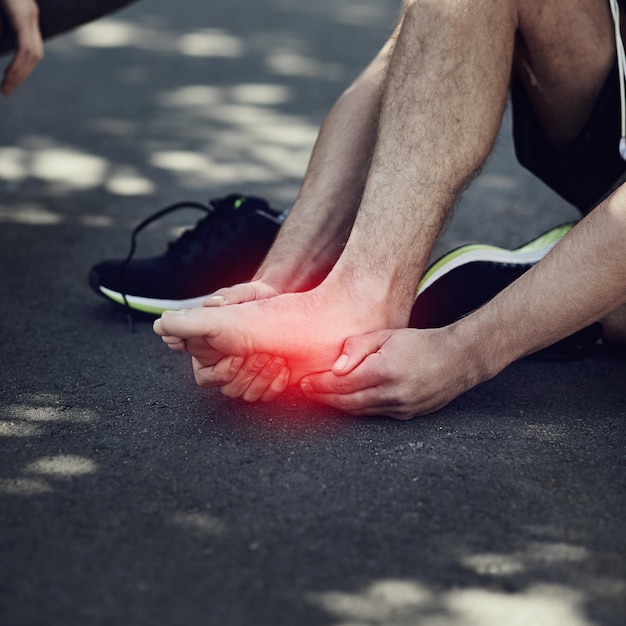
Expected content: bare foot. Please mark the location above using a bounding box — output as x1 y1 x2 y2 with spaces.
154 287 402 383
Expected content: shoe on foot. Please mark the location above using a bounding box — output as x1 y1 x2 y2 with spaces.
410 222 602 361
89 194 284 315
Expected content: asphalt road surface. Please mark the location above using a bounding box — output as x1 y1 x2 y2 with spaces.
1 1 625 625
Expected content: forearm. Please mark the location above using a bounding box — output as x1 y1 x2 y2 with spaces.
455 187 626 383
254 41 392 293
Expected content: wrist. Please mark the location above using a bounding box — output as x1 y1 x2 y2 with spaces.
445 314 512 388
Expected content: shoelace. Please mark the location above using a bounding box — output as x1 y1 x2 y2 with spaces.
609 0 626 159
118 198 242 332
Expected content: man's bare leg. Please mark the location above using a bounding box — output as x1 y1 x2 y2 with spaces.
290 0 626 417
155 0 519 381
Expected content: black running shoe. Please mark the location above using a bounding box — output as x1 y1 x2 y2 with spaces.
89 194 284 315
410 222 602 361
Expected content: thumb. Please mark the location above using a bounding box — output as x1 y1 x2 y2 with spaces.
203 281 277 307
331 330 391 375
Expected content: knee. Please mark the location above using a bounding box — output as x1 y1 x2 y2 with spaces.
400 0 516 31
400 0 453 24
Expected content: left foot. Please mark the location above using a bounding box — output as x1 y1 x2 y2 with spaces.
154 287 401 383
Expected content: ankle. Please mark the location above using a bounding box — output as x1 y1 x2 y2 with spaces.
317 271 414 329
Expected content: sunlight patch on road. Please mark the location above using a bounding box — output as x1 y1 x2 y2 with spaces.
462 552 525 576
0 203 63 226
308 579 593 626
154 83 316 187
448 585 590 626
0 147 27 180
105 166 155 196
26 455 98 478
0 477 53 495
158 85 223 108
170 511 225 536
7 403 96 425
462 543 588 578
0 141 155 198
72 19 245 59
230 84 291 106
265 48 341 79
0 421 41 437
31 148 108 190
178 29 243 58
309 579 432 623
1 397 96 438
73 19 140 48
0 395 100 497
150 149 277 186
150 150 209 173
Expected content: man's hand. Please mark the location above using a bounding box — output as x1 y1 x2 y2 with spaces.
0 0 43 96
201 280 291 400
158 279 291 402
299 328 479 420
202 279 280 307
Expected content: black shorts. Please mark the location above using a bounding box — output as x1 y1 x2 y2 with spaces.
511 61 626 214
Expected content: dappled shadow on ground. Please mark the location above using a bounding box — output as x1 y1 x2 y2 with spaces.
2 257 626 626
0 0 398 211
2 331 625 625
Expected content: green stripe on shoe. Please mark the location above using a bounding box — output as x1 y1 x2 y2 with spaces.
514 222 576 253
417 221 577 293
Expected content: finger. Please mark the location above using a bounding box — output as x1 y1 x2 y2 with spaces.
331 330 391 375
184 337 226 365
2 43 42 95
161 335 186 351
203 282 276 307
258 366 290 402
240 356 288 402
302 372 444 420
301 365 376 395
2 6 43 96
193 355 244 388
301 371 408 417
300 380 385 416
203 285 254 307
218 354 280 400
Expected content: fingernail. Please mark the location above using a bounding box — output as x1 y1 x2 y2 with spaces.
208 295 226 305
164 309 187 316
333 354 349 370
300 381 312 393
